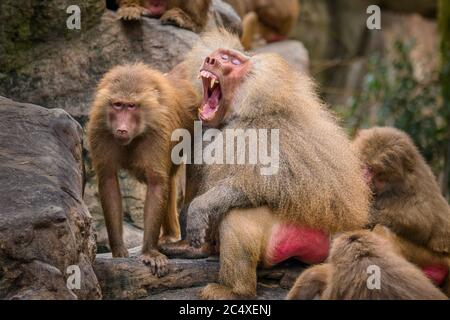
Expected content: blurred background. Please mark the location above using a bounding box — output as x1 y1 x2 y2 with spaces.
290 0 449 200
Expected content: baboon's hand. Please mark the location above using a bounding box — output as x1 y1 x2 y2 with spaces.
186 201 209 248
140 250 169 277
160 8 197 32
117 6 144 20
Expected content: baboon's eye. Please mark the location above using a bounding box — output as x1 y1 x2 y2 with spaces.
112 102 123 110
231 58 241 65
221 54 229 61
128 104 137 110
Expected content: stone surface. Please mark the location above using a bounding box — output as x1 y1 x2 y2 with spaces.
0 1 241 118
94 250 305 300
0 11 199 118
210 0 242 35
146 285 288 300
254 40 310 74
0 0 105 73
0 96 101 299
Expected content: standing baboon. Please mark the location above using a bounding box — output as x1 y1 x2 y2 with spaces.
168 29 369 299
353 127 450 293
87 63 198 276
287 231 447 300
116 0 211 33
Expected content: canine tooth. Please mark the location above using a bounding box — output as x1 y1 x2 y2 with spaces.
215 80 219 84
210 78 215 88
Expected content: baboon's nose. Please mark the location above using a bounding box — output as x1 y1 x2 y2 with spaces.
117 129 128 135
205 56 216 66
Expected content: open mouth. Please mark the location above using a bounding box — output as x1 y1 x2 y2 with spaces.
198 70 222 122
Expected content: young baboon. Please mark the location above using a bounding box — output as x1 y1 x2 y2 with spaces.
287 230 447 300
353 127 450 292
169 29 369 299
116 0 211 32
286 262 329 300
224 0 300 50
87 63 198 276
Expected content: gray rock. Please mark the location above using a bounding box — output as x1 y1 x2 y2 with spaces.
0 11 200 118
210 0 242 35
254 40 310 74
0 1 242 119
0 96 101 299
0 0 105 73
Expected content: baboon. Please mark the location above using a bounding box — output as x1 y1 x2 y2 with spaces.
353 127 450 292
169 29 369 299
116 0 211 33
87 63 198 276
224 0 300 50
287 230 447 300
286 263 329 300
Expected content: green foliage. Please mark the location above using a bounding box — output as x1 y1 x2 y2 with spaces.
341 40 448 174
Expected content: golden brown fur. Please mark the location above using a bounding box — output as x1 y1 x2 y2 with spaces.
117 0 211 33
174 29 369 299
184 30 369 233
224 0 300 50
287 231 447 300
88 63 198 275
286 263 329 300
352 127 450 294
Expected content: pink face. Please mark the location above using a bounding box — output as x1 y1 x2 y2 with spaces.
142 0 168 17
363 165 386 194
198 48 252 127
107 102 141 145
362 165 374 184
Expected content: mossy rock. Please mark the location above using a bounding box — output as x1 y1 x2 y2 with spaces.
0 0 105 73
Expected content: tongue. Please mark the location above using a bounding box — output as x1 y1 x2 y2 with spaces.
201 86 221 119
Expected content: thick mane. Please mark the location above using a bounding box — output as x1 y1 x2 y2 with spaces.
188 30 370 232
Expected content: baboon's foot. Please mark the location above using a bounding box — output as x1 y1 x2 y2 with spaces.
140 249 169 277
200 283 255 300
160 240 212 259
